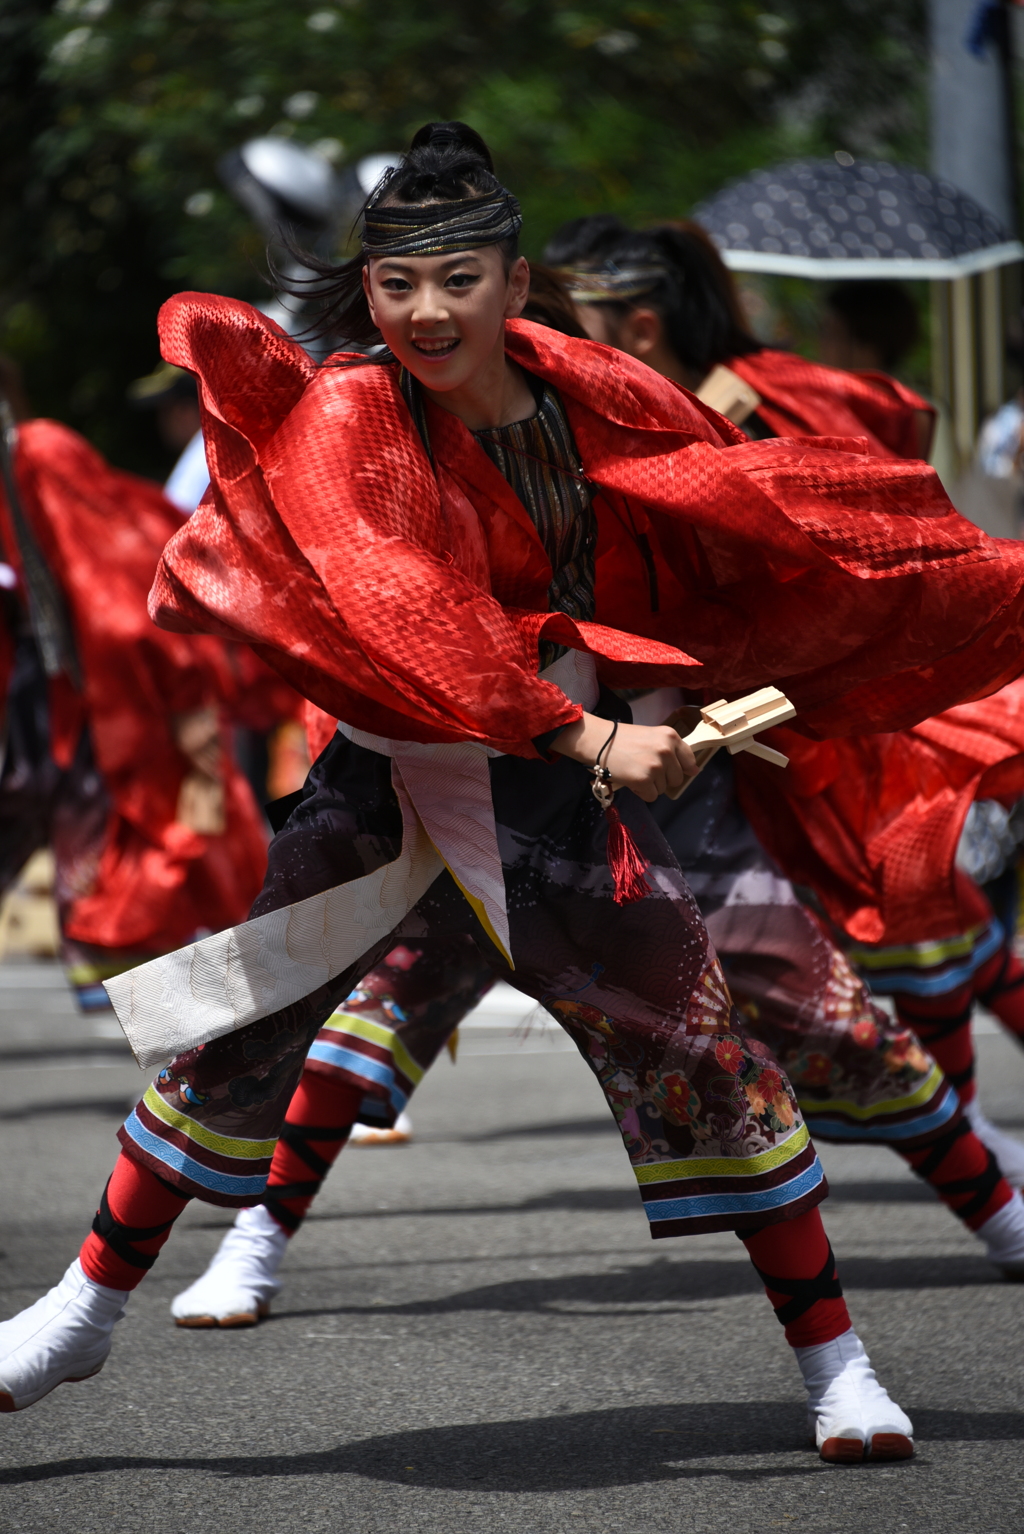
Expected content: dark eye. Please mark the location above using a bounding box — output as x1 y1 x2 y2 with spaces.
445 271 479 289
380 277 412 292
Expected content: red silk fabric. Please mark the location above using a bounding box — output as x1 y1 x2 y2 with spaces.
153 297 1024 766
0 420 267 952
739 684 1024 945
730 348 934 460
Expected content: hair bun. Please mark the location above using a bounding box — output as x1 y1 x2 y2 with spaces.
409 121 494 173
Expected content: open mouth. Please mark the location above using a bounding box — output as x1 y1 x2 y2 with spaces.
411 337 460 360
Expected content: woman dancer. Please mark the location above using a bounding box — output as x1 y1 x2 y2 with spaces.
553 217 1024 1185
0 385 267 1006
6 125 1024 1465
171 248 1024 1331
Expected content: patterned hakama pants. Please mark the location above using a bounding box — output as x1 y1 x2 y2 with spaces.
121 699 831 1236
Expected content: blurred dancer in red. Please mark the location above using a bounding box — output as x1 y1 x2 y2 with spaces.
0 375 267 1006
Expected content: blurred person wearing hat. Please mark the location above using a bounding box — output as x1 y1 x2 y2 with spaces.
128 361 208 515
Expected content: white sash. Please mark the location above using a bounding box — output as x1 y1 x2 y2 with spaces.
105 649 598 1070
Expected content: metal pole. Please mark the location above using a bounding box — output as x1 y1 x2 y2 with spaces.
950 275 978 469
979 265 1006 414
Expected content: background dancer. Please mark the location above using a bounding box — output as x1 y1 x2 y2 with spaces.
0 373 267 1008
9 123 1024 1464
552 218 1024 1183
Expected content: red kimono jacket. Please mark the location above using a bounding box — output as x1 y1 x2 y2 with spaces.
152 300 1024 919
722 350 1024 944
0 419 267 953
730 348 934 461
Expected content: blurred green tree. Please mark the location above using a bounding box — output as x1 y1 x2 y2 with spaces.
2 0 927 473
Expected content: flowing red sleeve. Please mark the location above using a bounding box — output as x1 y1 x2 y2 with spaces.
151 296 691 755
493 321 1024 738
153 302 1024 757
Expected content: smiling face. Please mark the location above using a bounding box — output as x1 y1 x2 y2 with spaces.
362 244 530 393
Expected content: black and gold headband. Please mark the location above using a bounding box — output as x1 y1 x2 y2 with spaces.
361 188 522 257
556 262 668 303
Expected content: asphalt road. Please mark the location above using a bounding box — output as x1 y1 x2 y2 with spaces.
1 959 1023 1534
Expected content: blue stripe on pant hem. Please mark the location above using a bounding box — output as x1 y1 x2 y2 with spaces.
802 1086 959 1143
122 1110 270 1198
306 1040 408 1112
860 922 1003 997
641 1158 825 1226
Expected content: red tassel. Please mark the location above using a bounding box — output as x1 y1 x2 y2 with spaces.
604 803 651 904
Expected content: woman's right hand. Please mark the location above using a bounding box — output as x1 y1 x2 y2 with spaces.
549 712 697 803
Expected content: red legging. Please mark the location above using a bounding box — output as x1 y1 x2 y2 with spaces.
79 1154 190 1291
742 1208 851 1348
260 1072 364 1233
78 1074 366 1289
78 1069 856 1347
889 943 1024 1232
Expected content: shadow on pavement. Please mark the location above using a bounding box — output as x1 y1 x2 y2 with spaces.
3 1401 1022 1490
267 1178 943 1227
460 1115 618 1142
824 1180 933 1203
263 1251 997 1321
0 1097 135 1123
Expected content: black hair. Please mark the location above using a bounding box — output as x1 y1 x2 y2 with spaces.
521 264 589 339
0 354 29 422
544 216 761 376
542 214 630 269
279 121 517 352
825 281 919 372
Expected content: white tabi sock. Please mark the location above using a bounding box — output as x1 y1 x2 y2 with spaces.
964 1099 1024 1190
349 1110 414 1146
171 1203 289 1327
793 1327 914 1463
0 1258 128 1412
976 1188 1024 1279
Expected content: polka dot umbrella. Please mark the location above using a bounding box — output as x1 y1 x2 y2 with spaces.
693 156 1023 279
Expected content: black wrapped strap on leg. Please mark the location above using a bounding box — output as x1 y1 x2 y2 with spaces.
259 1119 353 1232
897 999 972 1040
911 1115 971 1182
748 1243 844 1327
91 1182 177 1271
976 945 1024 1007
260 1184 320 1232
901 1116 1003 1221
932 1146 1003 1222
277 1119 351 1179
944 1061 975 1093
